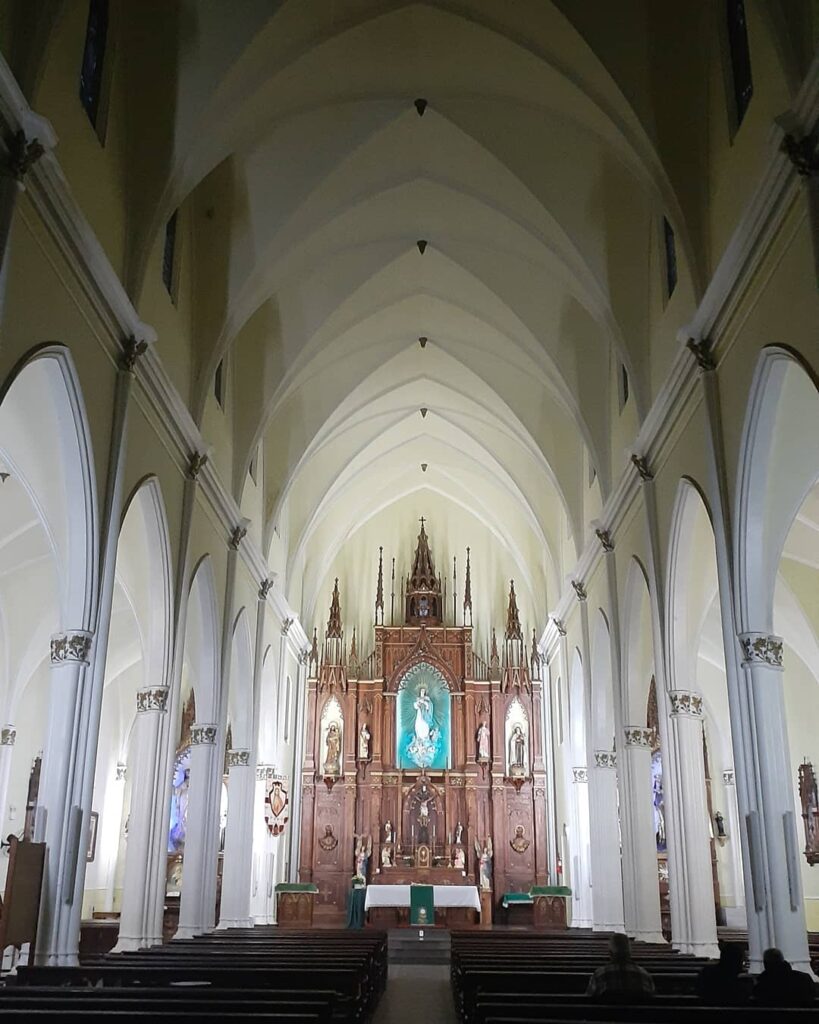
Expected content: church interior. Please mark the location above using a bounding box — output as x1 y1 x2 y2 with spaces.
0 1 817 1019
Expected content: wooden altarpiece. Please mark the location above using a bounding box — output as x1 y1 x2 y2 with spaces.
298 523 549 924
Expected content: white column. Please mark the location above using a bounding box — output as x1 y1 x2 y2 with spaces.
739 635 810 972
250 766 275 924
176 723 219 939
589 751 625 932
621 727 664 942
0 727 16 835
666 690 718 956
720 768 746 926
217 750 254 929
36 630 94 966
114 687 169 951
569 767 592 928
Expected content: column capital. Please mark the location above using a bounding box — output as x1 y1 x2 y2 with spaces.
50 630 93 665
595 528 614 552
738 632 783 668
187 451 209 480
226 749 251 769
116 763 127 781
630 452 653 482
256 764 281 781
781 132 819 177
572 766 588 783
552 617 567 637
686 337 716 372
594 750 617 769
190 723 218 745
571 579 587 602
624 726 654 748
0 726 16 746
722 769 735 786
136 686 169 713
668 690 703 717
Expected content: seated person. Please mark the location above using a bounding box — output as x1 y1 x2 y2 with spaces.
695 942 752 1005
586 933 655 1004
753 947 816 1007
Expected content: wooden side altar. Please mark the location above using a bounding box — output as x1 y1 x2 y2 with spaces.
298 522 551 925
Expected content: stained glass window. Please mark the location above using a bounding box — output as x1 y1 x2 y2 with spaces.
726 0 753 128
79 0 109 129
162 210 178 297
663 216 677 299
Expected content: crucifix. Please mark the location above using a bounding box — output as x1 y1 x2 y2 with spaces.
419 516 426 529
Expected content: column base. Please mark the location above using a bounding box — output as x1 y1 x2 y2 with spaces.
113 933 163 953
630 930 667 944
570 917 593 929
216 917 254 930
673 939 719 959
593 922 626 933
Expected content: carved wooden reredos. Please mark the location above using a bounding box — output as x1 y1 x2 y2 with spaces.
299 519 549 923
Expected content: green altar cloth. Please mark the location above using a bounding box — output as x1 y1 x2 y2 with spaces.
501 891 533 909
346 883 366 929
409 884 434 926
274 882 319 893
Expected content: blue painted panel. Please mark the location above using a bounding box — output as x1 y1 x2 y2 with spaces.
396 662 451 770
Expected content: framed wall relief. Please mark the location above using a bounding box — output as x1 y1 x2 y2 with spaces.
798 761 819 865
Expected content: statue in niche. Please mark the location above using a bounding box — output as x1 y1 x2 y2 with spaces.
358 722 371 762
408 686 438 766
476 721 490 762
354 834 372 879
318 824 338 852
475 837 493 890
455 821 464 845
381 842 393 868
509 724 526 773
799 761 819 865
324 722 341 776
510 825 530 854
453 846 466 871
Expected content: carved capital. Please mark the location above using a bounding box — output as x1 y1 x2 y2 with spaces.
0 727 16 746
781 132 819 177
116 763 127 782
50 630 93 665
299 647 310 666
120 336 148 372
229 524 247 550
624 726 654 748
722 769 735 786
669 690 703 717
281 618 293 636
259 577 274 601
136 687 169 713
187 451 209 480
739 632 783 668
190 723 217 745
631 453 653 482
594 750 617 769
572 766 588 784
686 337 715 372
595 528 614 553
6 129 45 182
227 748 251 769
552 617 567 637
571 580 587 602
256 764 277 781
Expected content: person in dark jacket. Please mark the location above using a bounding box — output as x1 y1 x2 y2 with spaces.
586 933 655 1004
753 948 816 1007
695 942 752 1005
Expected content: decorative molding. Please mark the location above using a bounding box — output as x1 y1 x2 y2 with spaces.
187 451 209 481
229 523 248 550
594 750 617 769
668 690 703 717
624 726 654 748
136 687 169 713
50 631 93 665
572 767 588 783
552 617 567 637
571 580 587 602
115 763 127 782
281 618 294 636
595 528 614 553
739 632 783 668
5 127 46 181
227 749 251 769
0 727 16 746
780 132 819 177
190 723 218 745
258 577 275 601
723 769 735 786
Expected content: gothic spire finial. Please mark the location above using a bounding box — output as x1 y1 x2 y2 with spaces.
505 579 523 640
375 546 384 623
327 578 343 638
463 546 472 624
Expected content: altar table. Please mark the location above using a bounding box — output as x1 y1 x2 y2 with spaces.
365 884 481 913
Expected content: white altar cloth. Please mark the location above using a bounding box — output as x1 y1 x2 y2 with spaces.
364 884 481 912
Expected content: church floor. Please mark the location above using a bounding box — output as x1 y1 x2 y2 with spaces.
373 964 458 1024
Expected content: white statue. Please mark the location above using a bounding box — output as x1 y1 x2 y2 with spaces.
453 846 466 871
354 834 372 878
384 820 393 844
475 836 493 891
455 821 464 844
476 721 490 761
509 724 526 771
324 721 341 775
358 723 371 761
381 843 393 868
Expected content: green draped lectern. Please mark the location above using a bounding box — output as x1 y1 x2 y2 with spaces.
409 884 434 926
